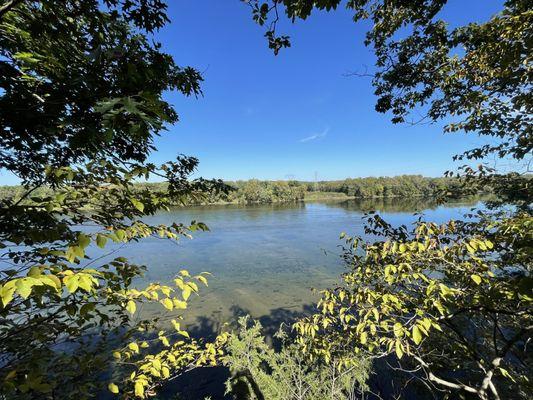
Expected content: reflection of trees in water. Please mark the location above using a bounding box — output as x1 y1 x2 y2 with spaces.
187 303 316 344
330 196 482 214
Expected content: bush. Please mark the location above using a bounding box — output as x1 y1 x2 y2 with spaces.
223 316 370 400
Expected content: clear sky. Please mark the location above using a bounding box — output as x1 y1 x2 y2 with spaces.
0 0 505 185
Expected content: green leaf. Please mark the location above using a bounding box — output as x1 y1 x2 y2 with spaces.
96 234 108 249
115 230 126 241
78 233 91 249
130 197 145 212
15 279 33 299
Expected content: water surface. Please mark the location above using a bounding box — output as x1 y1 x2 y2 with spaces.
117 197 481 332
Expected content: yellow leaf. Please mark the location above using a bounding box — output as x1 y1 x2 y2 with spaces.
15 279 33 299
393 322 403 338
126 300 136 314
197 275 208 286
108 383 119 394
1 284 17 306
471 274 482 285
128 342 139 353
360 331 368 345
173 299 187 309
134 381 144 398
171 320 181 331
395 340 404 359
182 286 191 301
161 298 173 310
64 275 79 293
412 325 422 345
77 275 93 292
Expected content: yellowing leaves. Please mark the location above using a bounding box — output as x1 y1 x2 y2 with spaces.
15 278 35 299
126 300 137 314
161 298 173 310
470 274 482 285
395 340 404 359
182 286 191 301
393 322 403 338
128 342 140 353
196 275 208 287
130 197 145 213
64 275 79 293
173 299 187 309
63 273 98 294
134 381 144 398
108 383 119 394
412 325 423 345
0 283 16 307
96 234 108 249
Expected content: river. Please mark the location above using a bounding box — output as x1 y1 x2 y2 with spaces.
106 197 483 337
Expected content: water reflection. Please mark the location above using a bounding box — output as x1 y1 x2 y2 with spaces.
122 197 483 331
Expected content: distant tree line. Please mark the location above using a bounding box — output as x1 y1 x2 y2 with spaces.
0 175 474 206
113 175 474 204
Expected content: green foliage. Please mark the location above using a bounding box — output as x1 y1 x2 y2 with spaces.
223 316 370 400
295 212 532 399
247 1 532 399
0 1 228 399
0 174 473 209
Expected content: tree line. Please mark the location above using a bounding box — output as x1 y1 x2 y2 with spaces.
0 175 472 206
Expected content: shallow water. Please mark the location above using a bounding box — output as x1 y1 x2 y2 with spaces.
112 197 481 334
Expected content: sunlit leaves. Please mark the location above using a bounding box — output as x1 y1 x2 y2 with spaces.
412 325 422 345
126 300 137 315
108 383 119 394
128 342 140 354
471 274 482 285
293 214 532 397
161 298 173 310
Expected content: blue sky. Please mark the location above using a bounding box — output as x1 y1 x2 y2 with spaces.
0 0 505 185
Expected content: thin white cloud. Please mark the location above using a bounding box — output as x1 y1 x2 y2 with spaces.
299 127 329 143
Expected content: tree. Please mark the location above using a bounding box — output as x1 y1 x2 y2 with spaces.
224 316 370 400
0 1 227 398
247 1 532 398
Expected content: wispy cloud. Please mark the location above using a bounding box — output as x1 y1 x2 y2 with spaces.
299 127 329 143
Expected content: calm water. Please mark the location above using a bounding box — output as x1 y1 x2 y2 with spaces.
110 197 481 333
